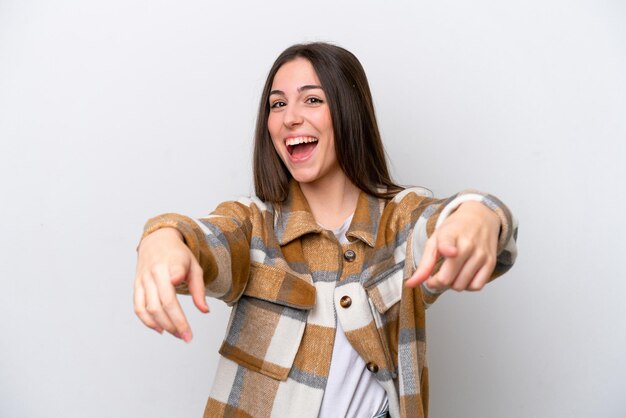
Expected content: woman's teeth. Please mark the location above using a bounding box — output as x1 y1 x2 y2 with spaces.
286 136 318 146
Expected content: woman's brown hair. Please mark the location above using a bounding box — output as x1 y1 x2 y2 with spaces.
253 42 402 202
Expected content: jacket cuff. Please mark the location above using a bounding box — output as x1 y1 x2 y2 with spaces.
435 192 514 253
142 213 203 257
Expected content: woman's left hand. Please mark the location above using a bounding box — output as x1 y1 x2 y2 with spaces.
405 201 501 291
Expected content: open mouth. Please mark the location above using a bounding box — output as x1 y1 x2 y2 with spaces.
286 136 318 159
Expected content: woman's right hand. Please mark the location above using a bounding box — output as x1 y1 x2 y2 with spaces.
133 227 209 342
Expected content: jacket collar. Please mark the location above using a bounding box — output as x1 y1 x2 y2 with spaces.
275 181 382 248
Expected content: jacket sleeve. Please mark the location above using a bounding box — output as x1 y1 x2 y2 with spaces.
406 189 518 307
141 199 259 305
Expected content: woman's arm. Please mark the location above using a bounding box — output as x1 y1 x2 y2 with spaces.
133 200 256 342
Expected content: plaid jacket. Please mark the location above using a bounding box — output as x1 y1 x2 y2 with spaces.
143 181 517 418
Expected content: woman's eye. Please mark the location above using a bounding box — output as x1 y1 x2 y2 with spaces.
270 101 286 109
306 97 323 104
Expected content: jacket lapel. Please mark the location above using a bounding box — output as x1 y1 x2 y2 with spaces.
275 181 324 246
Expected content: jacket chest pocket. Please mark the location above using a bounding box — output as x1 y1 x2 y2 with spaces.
364 262 405 316
218 262 315 381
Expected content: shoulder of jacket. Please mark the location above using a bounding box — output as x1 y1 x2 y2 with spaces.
390 186 433 203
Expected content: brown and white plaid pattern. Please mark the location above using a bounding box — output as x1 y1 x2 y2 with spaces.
143 181 517 418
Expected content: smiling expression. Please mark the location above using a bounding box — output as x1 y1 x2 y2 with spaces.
267 58 344 187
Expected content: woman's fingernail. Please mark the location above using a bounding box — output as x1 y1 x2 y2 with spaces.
181 331 192 343
173 331 182 339
154 327 164 334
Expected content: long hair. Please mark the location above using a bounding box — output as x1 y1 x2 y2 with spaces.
253 42 402 203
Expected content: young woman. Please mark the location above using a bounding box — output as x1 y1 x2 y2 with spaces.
134 43 517 418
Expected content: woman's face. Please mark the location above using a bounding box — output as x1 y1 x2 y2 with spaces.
267 58 343 187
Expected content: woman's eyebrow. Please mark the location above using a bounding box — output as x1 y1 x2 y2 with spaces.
298 84 323 92
269 85 323 97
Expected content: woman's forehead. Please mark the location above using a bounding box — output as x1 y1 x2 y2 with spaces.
270 58 321 92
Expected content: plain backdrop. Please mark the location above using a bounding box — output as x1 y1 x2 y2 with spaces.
1 1 625 417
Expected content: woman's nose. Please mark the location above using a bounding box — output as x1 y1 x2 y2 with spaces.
284 104 303 127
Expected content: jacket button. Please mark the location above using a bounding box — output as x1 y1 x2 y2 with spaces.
344 249 356 262
366 362 379 373
340 295 352 308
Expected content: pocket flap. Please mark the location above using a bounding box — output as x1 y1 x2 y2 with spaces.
364 263 404 314
219 296 308 381
243 262 316 310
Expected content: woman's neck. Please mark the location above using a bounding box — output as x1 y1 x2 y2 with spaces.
299 173 361 230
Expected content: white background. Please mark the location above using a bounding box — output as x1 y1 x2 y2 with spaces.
1 1 625 417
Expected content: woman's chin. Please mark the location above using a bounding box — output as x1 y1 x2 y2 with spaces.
290 171 320 185
289 166 345 188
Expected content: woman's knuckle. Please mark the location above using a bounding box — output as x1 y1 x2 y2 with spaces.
134 305 145 317
471 282 485 291
137 273 150 286
452 240 468 255
451 282 464 291
146 304 160 315
475 250 488 263
162 298 178 311
435 275 450 287
149 265 161 277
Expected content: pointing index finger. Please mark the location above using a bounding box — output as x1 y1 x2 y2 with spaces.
406 236 438 288
188 259 209 313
